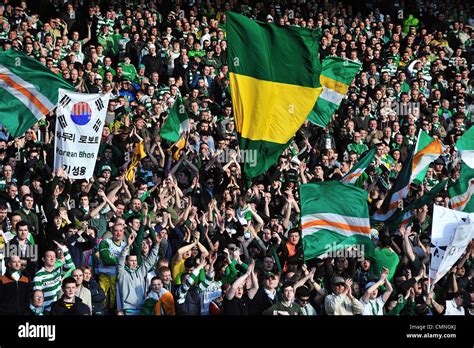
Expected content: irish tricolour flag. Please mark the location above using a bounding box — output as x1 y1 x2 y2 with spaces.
410 130 443 184
449 161 474 212
0 50 73 137
301 181 375 261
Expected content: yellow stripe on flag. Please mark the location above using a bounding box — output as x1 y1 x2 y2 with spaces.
229 72 322 143
320 75 349 95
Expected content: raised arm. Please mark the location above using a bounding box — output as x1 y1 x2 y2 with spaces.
293 267 316 292
382 270 393 303
226 260 255 300
247 263 259 300
140 234 161 275
118 234 135 274
400 226 416 263
362 267 388 303
172 239 197 264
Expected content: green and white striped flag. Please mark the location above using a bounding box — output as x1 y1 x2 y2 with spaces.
301 181 375 261
0 50 74 137
340 148 376 185
307 57 361 128
160 96 190 143
448 161 474 212
455 126 474 169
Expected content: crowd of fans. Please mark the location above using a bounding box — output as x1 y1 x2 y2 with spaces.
0 0 473 316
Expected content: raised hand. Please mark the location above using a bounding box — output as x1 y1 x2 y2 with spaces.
53 240 64 248
380 267 389 280
247 258 255 272
154 232 162 245
127 233 136 246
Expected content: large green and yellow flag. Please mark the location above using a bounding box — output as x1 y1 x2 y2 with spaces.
227 11 322 179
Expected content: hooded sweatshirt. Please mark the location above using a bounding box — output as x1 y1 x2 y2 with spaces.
116 243 159 311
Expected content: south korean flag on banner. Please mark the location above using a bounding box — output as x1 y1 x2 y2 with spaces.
54 89 110 179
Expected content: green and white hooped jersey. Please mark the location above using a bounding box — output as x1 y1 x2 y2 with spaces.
33 248 75 309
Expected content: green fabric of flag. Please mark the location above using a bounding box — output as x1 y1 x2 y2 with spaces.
300 181 375 261
0 50 73 137
160 97 190 143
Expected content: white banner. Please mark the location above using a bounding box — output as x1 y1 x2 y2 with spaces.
432 215 474 286
54 89 110 179
429 205 470 289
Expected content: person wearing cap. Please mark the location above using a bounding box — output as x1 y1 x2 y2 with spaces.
96 146 119 178
98 165 112 184
202 47 219 69
430 113 447 139
360 267 393 315
249 271 280 315
324 276 364 315
89 73 103 93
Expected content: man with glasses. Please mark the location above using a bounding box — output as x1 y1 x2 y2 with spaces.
347 132 369 158
295 286 317 315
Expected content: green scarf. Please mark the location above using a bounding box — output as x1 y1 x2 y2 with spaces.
9 270 22 281
124 264 140 273
29 304 45 315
